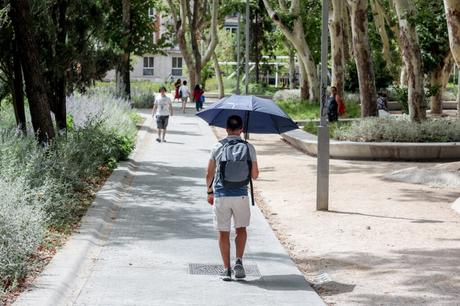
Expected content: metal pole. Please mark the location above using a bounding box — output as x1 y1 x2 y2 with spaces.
244 0 250 95
316 0 330 211
236 12 241 95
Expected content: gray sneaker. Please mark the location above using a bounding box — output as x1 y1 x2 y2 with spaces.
234 259 246 279
221 267 232 281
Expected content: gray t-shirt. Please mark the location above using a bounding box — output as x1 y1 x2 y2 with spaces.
209 135 257 197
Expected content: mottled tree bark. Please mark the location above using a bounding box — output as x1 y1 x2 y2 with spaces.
10 0 55 142
347 0 378 117
262 0 319 101
167 0 218 90
342 3 353 61
329 0 345 97
444 0 460 116
298 57 310 101
393 0 426 122
212 52 224 98
430 54 453 115
288 47 295 90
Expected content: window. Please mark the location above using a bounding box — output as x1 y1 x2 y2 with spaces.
148 8 155 18
143 57 154 75
224 26 238 34
172 57 183 76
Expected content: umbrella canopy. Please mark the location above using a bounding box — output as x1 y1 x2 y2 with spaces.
196 95 298 134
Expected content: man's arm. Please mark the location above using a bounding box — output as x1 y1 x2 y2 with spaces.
251 161 259 180
152 102 157 116
206 160 216 192
169 100 174 116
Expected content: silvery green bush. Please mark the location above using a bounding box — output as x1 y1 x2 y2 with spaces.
0 92 137 295
0 176 46 293
334 116 460 142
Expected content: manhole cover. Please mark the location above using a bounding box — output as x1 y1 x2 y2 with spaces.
188 263 261 276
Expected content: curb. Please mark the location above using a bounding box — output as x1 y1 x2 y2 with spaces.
282 129 460 162
14 117 151 306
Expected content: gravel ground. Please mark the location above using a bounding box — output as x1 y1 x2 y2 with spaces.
214 128 460 305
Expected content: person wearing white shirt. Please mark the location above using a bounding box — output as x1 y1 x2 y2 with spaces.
179 80 190 113
152 86 173 143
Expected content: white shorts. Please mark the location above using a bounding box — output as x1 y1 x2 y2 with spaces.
213 196 250 232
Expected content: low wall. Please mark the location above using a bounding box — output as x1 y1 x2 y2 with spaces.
282 129 460 161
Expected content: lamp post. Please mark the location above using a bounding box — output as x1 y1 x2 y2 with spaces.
236 12 241 95
316 0 330 211
244 0 250 95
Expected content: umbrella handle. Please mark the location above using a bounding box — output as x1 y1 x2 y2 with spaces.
250 177 255 206
244 112 250 141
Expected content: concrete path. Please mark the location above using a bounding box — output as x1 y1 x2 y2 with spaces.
15 108 324 306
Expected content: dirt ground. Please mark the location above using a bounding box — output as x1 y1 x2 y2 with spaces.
214 128 460 305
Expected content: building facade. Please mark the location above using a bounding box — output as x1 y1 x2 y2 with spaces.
104 8 185 83
104 8 244 84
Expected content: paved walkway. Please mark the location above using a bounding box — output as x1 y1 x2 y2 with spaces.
15 108 324 306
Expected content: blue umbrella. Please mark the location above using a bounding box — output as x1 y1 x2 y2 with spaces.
196 95 298 134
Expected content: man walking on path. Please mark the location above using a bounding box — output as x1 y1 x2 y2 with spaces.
179 80 190 113
206 115 259 281
152 86 173 143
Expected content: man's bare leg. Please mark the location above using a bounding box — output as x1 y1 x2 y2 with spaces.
157 128 162 142
161 128 167 142
219 231 231 269
235 227 247 259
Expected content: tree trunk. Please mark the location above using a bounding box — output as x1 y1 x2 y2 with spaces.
347 0 378 117
288 48 295 90
50 0 68 131
11 41 26 133
330 0 345 97
430 54 453 115
212 52 224 98
444 0 460 116
400 66 408 86
457 72 460 117
168 0 218 92
393 0 425 122
343 3 353 61
299 57 310 101
10 0 55 143
262 0 320 101
118 0 131 99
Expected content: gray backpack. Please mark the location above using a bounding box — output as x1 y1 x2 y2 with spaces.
218 139 252 188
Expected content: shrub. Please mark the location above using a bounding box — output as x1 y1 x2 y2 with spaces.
334 116 460 142
0 92 138 297
0 176 46 293
277 99 361 120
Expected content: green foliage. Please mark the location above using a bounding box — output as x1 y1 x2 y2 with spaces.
334 117 460 142
277 99 361 120
94 81 164 108
414 0 450 74
390 85 434 114
104 0 172 56
344 60 360 93
303 121 352 138
0 92 137 296
391 85 409 114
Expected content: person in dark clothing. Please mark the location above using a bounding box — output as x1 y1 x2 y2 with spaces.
327 86 339 122
193 84 205 112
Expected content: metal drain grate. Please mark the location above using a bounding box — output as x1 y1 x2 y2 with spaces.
188 263 261 276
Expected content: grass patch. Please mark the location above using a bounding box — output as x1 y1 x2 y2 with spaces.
277 99 361 120
303 121 352 138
